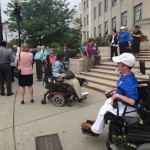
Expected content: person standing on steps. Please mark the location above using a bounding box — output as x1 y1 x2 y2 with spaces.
109 29 118 60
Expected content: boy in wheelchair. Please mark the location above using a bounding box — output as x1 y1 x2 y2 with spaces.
81 53 150 149
41 52 88 106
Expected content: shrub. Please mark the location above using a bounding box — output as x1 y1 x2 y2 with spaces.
70 49 78 57
94 35 110 47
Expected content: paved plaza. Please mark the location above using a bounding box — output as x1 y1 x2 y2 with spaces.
0 64 113 150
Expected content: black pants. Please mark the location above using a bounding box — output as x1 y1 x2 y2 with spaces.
0 64 12 95
119 42 128 54
36 60 42 80
110 46 118 60
11 66 15 81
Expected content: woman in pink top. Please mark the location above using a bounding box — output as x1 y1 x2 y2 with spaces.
46 50 56 65
15 43 34 104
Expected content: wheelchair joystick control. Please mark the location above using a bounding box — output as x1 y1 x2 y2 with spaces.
105 93 113 98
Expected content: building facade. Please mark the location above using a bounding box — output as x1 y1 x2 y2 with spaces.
81 0 150 43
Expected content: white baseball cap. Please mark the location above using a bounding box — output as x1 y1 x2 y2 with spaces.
112 53 135 67
120 26 126 30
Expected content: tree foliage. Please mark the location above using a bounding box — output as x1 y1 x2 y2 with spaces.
4 0 81 48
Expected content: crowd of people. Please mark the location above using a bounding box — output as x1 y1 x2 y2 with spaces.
109 25 142 60
0 41 88 104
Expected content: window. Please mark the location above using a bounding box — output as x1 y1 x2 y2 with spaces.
134 3 142 26
87 0 88 8
105 21 108 34
99 2 102 16
121 11 127 26
94 7 96 20
94 27 96 38
99 24 102 36
84 18 86 27
84 1 86 11
112 17 116 29
112 0 117 7
87 31 89 39
87 15 89 25
105 0 108 12
84 32 86 41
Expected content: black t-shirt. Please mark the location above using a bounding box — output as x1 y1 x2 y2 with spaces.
133 30 141 43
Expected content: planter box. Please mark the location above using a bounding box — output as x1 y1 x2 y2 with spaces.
69 58 86 74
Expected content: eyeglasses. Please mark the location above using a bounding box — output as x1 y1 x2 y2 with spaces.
51 53 54 54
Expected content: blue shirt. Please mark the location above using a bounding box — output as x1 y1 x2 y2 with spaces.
52 60 64 77
34 51 43 60
118 31 131 44
116 74 138 101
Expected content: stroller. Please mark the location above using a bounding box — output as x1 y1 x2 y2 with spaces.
81 80 150 150
41 62 88 107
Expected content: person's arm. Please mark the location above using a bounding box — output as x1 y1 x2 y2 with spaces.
111 94 135 105
133 32 141 38
85 46 89 58
105 87 117 94
9 51 15 62
126 32 131 46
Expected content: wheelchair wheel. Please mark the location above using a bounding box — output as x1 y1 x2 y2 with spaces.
52 94 65 107
137 143 150 150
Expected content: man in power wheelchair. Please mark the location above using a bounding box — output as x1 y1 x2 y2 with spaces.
41 52 88 107
81 53 150 149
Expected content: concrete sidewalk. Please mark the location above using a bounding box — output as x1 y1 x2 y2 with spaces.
0 65 122 150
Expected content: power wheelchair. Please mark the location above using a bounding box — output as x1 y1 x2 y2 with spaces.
81 80 150 150
41 63 88 107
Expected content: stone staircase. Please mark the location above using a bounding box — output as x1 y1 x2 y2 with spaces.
76 49 150 92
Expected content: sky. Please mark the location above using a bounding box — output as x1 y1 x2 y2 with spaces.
1 0 81 21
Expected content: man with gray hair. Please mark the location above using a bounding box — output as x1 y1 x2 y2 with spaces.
0 40 15 96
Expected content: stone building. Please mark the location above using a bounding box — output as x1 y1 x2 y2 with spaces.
81 0 150 45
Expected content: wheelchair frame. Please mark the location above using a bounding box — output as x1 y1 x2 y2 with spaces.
105 80 150 150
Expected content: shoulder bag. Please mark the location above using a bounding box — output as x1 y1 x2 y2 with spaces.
14 53 21 78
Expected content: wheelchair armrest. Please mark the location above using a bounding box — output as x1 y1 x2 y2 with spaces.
114 98 138 109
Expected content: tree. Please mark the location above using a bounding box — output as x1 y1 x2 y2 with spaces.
4 0 76 47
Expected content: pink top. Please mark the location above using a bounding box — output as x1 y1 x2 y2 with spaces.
49 56 56 64
15 52 33 75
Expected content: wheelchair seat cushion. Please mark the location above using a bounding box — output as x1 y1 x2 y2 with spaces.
122 116 140 126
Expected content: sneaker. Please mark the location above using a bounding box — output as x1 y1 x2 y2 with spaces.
81 92 89 98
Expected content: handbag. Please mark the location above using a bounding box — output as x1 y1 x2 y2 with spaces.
63 70 75 80
14 53 21 78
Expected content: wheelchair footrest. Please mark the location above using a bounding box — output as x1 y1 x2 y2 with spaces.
81 120 99 137
81 128 99 137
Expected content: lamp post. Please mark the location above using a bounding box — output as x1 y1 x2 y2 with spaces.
11 0 22 47
0 2 3 41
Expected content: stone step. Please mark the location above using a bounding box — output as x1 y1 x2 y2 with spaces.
76 74 116 89
100 61 150 68
139 53 150 56
137 56 150 58
80 71 120 81
83 69 149 80
84 82 111 92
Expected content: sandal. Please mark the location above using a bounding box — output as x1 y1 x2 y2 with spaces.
30 99 34 103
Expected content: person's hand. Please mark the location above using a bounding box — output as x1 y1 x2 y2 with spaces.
59 73 66 78
128 43 132 47
111 94 117 105
105 89 113 94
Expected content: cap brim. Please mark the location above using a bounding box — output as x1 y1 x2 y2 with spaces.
112 56 121 63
